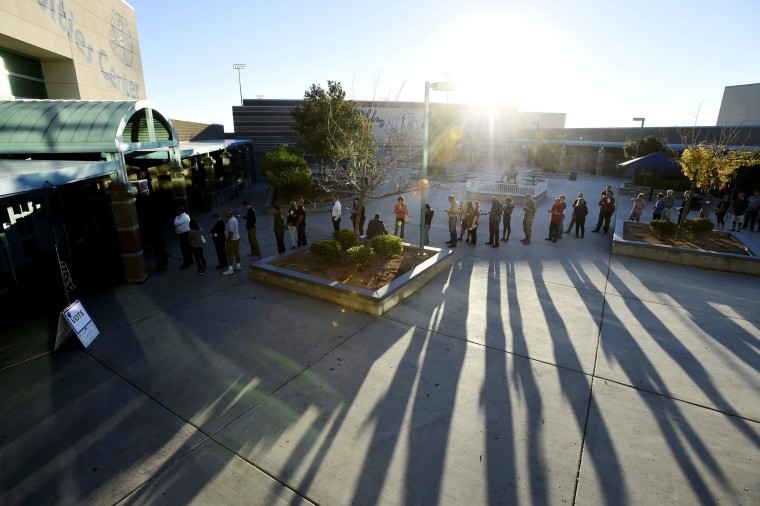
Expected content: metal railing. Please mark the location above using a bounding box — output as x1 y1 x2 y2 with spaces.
465 176 548 197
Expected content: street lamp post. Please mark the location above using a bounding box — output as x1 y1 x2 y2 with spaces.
420 81 455 256
233 63 246 106
633 117 645 157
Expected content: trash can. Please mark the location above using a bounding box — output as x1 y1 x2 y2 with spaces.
569 171 577 181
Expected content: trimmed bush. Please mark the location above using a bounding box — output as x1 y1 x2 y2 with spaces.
371 234 403 258
261 146 312 195
310 240 341 263
649 219 679 241
681 218 714 239
347 245 374 270
334 229 357 250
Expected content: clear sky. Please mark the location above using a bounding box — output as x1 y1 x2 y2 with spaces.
128 0 760 133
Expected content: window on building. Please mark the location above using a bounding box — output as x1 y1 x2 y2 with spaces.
0 48 48 99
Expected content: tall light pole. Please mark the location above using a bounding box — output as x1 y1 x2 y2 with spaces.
420 81 456 256
633 117 645 158
233 63 246 106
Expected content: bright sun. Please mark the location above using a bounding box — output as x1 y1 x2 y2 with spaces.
432 12 570 112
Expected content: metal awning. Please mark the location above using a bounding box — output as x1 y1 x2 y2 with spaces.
0 99 179 154
127 139 252 160
0 159 121 197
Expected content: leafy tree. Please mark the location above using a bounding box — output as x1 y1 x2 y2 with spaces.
675 114 760 234
260 146 312 195
623 135 670 159
290 81 363 160
291 81 417 241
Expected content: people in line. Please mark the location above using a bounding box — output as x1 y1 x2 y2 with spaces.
715 194 731 230
187 218 207 275
592 190 616 234
520 194 537 245
557 195 567 239
744 190 760 231
272 204 286 254
501 197 514 242
331 195 341 231
424 203 434 244
629 193 646 222
210 213 227 269
286 201 298 249
465 200 480 245
446 195 460 247
350 197 366 235
393 196 408 239
366 213 387 239
565 193 583 233
222 208 242 276
652 193 665 220
486 196 503 248
174 206 193 269
677 190 691 224
591 185 613 232
546 197 563 242
573 196 588 238
731 193 747 231
296 198 307 247
458 201 473 241
240 201 261 260
662 189 675 221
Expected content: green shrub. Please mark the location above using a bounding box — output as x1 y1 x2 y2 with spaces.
649 219 679 241
371 234 403 258
347 245 374 270
334 229 357 250
310 240 342 263
261 146 312 193
681 218 714 239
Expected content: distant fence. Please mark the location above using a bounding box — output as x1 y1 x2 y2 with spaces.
465 176 549 201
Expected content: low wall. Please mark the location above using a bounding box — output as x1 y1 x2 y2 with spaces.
612 220 760 276
250 245 454 315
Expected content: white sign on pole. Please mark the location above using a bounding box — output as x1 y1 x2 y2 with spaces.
54 300 100 350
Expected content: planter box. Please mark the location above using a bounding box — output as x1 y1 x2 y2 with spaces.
250 245 454 315
612 220 760 276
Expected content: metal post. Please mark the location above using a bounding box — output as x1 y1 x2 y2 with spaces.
633 117 645 158
233 63 246 106
420 82 431 256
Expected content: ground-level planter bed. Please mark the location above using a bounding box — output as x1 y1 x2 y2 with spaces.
613 220 760 276
250 243 454 315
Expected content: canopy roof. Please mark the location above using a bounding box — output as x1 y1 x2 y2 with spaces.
0 100 179 154
618 151 681 170
0 159 120 197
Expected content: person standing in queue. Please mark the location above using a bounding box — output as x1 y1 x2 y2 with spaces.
174 207 193 269
240 201 261 260
445 195 460 247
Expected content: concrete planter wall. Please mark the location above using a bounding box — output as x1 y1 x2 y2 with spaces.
250 245 454 315
612 220 760 276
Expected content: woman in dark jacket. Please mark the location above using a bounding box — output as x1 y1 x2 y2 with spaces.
573 198 589 238
188 219 207 274
210 213 227 269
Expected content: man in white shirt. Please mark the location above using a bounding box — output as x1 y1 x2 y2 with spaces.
331 195 342 231
222 208 242 275
173 207 193 269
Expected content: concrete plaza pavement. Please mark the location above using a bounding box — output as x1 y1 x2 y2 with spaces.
1 173 759 505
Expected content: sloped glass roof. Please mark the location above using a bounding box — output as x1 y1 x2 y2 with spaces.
0 100 178 154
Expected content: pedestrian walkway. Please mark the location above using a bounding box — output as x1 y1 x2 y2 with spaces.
1 173 758 505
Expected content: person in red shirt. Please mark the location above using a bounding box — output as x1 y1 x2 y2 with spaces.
546 198 564 242
592 190 616 234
